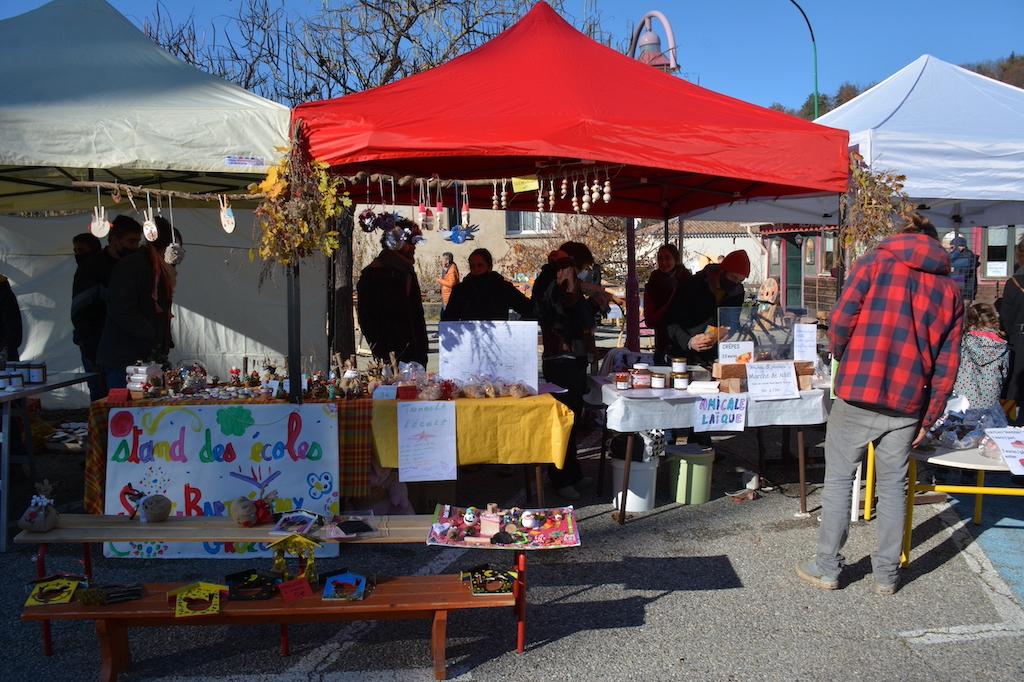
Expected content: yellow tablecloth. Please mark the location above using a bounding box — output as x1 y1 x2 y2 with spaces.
372 394 573 469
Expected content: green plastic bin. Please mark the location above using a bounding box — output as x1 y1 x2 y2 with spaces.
666 447 715 505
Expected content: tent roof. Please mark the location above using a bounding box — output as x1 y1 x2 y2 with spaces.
293 2 848 219
0 0 289 212
693 55 1024 227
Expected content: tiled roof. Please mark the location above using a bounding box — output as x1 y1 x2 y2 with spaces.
679 220 757 238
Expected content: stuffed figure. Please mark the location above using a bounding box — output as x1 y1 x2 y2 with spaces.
229 491 277 527
18 480 59 532
138 494 172 523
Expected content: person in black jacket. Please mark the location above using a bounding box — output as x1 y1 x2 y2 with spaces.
71 219 142 400
0 274 22 361
357 218 428 368
999 238 1024 423
96 218 182 391
666 249 750 365
532 241 609 500
441 248 533 322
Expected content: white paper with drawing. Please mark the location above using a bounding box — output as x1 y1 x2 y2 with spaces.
397 401 458 482
438 321 539 391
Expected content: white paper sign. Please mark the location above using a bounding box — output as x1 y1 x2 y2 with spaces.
719 341 754 364
104 404 340 559
745 362 800 401
438 321 539 391
987 261 1008 278
397 401 458 482
983 428 1024 475
694 394 747 432
793 324 817 362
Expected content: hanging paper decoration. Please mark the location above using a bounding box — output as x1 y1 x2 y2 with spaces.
90 205 110 238
90 187 110 238
142 192 159 242
219 195 236 234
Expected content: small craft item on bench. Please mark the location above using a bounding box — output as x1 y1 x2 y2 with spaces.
268 534 322 587
137 494 172 523
322 571 367 601
77 584 144 606
225 570 280 601
270 510 319 536
18 479 59 532
460 565 518 596
25 575 82 606
167 582 229 618
229 489 277 527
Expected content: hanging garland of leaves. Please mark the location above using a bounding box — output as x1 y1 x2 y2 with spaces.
249 121 352 278
840 150 914 259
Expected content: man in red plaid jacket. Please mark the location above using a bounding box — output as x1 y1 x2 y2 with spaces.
797 215 964 595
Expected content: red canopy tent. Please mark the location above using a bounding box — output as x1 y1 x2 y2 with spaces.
290 1 848 366
293 2 848 218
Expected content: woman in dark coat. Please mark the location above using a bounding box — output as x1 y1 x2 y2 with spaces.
441 248 533 322
998 239 1024 420
644 243 690 365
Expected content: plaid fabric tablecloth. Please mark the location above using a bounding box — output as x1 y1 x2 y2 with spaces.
84 397 374 514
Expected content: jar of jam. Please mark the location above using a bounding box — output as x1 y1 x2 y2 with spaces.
28 363 46 384
614 371 631 390
672 371 689 390
9 372 25 390
671 357 687 373
630 363 652 389
0 372 9 389
651 372 667 389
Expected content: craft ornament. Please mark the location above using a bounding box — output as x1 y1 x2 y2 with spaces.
219 195 236 233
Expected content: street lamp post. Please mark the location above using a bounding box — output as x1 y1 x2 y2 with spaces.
624 10 679 352
787 0 820 119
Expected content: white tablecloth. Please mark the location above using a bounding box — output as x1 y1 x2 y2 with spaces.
592 376 827 432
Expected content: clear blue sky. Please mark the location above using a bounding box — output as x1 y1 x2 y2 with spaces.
3 0 1022 109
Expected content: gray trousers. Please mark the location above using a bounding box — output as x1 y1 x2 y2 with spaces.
815 398 919 584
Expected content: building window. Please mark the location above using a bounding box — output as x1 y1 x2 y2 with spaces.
768 239 781 278
505 211 556 237
804 238 816 267
984 226 1009 278
823 234 836 273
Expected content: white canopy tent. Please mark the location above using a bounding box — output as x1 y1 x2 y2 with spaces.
0 0 290 211
688 55 1024 228
0 0 326 408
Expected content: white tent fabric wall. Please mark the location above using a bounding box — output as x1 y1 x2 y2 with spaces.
0 209 328 408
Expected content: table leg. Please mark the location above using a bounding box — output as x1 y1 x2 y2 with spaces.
901 459 917 567
597 425 608 494
280 624 290 656
864 443 876 521
534 465 545 508
754 428 766 481
797 429 807 515
616 434 635 525
431 610 448 680
974 470 986 525
1 402 11 552
514 550 526 654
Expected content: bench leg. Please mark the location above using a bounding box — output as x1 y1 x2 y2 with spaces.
515 550 526 653
280 624 290 656
431 610 448 680
96 620 130 682
83 542 94 583
534 465 545 508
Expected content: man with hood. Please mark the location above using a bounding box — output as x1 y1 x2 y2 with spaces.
357 218 428 368
797 214 964 596
948 235 978 302
665 249 750 365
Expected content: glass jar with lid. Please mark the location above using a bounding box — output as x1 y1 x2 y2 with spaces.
630 363 652 389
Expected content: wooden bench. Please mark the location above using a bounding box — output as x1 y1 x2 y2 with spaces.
16 514 529 680
23 577 515 681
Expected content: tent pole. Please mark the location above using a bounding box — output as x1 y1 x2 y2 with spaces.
625 217 640 352
287 263 303 404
